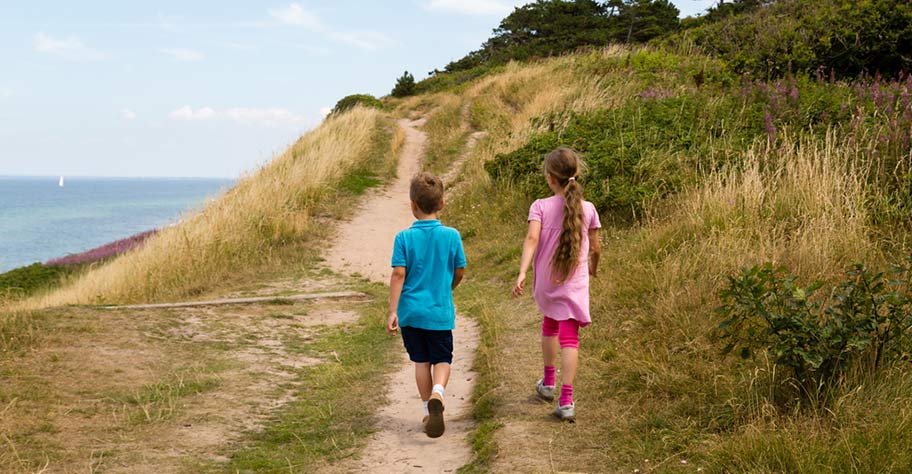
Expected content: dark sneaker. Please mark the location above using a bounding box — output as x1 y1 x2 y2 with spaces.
426 393 445 438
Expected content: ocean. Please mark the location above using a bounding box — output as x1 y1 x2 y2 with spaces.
0 176 234 273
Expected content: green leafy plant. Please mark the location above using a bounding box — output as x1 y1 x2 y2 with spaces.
0 263 74 301
331 94 384 115
716 260 912 402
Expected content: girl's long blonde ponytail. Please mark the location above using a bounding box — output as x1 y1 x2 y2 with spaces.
545 148 585 283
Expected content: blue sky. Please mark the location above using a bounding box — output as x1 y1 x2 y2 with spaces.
0 0 716 178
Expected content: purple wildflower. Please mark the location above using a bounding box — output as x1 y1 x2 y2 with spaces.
47 229 158 266
764 112 777 143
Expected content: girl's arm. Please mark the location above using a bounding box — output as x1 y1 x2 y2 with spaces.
588 228 601 277
387 266 406 334
512 221 542 297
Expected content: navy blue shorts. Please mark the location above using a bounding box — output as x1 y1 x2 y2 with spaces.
400 326 453 364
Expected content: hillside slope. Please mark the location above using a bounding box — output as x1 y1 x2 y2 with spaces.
393 44 912 472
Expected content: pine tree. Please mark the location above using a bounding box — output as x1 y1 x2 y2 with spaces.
391 71 416 97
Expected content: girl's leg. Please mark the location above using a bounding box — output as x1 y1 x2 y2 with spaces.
541 317 559 386
558 319 580 406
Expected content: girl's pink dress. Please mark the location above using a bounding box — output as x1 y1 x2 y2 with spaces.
528 196 601 326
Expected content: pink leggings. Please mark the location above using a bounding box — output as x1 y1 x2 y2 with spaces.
541 316 580 348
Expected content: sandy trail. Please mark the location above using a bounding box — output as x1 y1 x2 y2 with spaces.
324 118 479 473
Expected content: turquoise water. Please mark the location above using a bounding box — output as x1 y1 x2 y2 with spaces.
0 176 233 272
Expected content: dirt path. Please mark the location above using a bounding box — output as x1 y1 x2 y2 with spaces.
324 118 480 473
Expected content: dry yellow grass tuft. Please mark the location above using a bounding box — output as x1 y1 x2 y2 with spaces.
23 106 393 308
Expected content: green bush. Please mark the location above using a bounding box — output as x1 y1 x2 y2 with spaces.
660 0 912 78
0 263 72 300
331 94 384 115
716 261 912 403
391 71 416 98
414 65 500 95
485 95 741 221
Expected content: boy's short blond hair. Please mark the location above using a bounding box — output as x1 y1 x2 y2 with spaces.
410 172 444 214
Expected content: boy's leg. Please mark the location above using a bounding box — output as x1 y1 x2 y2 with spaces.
415 362 433 401
424 329 452 438
432 362 451 389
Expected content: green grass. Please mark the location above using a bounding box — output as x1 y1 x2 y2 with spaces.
219 283 399 473
110 371 222 424
0 263 75 302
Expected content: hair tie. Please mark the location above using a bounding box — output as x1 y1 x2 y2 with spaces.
568 177 576 182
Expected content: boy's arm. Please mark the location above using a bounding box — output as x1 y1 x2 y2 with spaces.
387 266 406 334
452 267 465 289
512 220 542 297
588 228 601 277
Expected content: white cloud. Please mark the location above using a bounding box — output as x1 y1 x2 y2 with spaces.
122 108 137 120
424 0 525 15
268 3 326 31
329 31 396 51
227 107 306 125
169 106 216 121
319 106 332 117
269 3 395 51
160 48 204 62
34 32 106 61
0 88 12 100
168 106 307 126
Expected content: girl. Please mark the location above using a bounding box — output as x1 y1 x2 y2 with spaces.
511 147 601 422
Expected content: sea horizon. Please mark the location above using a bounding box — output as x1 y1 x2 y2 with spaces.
0 176 234 272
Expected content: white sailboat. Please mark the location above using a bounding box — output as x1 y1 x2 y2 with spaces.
58 176 64 187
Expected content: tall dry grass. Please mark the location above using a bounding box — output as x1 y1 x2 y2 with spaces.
23 106 393 307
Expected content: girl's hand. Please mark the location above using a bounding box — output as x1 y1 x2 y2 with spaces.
512 273 526 298
386 312 399 334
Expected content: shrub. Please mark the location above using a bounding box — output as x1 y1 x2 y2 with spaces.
484 96 723 222
0 263 72 300
660 0 912 79
716 261 912 403
331 94 384 115
391 71 416 98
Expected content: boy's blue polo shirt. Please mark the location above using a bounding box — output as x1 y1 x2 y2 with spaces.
391 219 466 331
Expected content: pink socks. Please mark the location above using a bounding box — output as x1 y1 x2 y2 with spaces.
543 366 556 386
559 384 573 406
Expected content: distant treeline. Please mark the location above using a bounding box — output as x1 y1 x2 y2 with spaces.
392 0 911 96
441 0 681 74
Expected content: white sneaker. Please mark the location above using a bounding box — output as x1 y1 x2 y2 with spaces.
553 402 575 422
535 379 555 401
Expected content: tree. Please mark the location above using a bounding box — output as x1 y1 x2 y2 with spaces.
391 71 416 97
616 0 680 43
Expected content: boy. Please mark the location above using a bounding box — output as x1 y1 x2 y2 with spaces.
387 172 466 438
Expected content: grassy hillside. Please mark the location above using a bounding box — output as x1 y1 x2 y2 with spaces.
393 44 912 472
12 106 401 309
